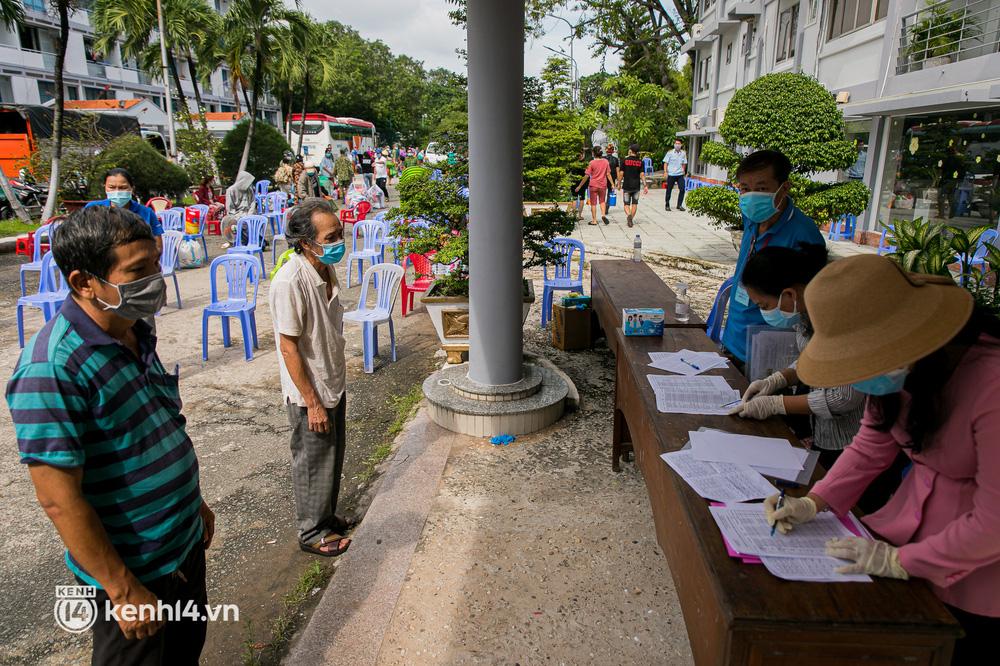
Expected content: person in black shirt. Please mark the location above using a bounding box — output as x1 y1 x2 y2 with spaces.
606 144 620 191
618 143 649 227
569 150 589 221
359 150 375 190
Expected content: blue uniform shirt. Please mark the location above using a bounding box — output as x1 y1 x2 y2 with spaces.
85 198 163 236
721 198 825 362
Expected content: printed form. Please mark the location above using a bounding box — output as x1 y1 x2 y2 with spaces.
646 375 741 415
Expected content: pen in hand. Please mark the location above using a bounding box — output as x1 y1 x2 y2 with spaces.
771 488 786 536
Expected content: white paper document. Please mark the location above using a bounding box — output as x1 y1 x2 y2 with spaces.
759 555 872 583
645 375 741 415
750 447 821 485
689 430 804 471
648 350 729 376
660 450 777 503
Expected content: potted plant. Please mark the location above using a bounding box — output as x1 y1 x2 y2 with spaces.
905 1 977 70
388 164 575 361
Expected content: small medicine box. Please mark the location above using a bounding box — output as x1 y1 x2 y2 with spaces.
623 308 664 337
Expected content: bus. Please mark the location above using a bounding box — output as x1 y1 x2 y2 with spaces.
287 113 377 167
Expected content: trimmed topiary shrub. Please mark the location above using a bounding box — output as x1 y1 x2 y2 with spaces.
217 120 291 185
89 134 190 200
686 72 869 229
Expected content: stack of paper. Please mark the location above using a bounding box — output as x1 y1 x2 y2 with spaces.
661 450 777 503
690 430 804 471
648 350 729 376
709 503 872 583
646 375 741 415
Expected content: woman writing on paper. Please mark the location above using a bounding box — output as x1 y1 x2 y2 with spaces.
764 254 1000 665
729 244 904 511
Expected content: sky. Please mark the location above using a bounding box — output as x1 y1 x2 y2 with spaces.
296 1 621 78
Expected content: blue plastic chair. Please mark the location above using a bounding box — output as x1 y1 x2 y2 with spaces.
158 209 183 232
254 179 271 214
541 237 585 328
877 224 896 256
17 252 68 348
160 230 183 309
828 213 857 241
642 157 654 175
343 263 405 373
185 205 210 258
19 221 59 296
705 276 734 345
970 228 998 272
271 207 292 268
202 254 260 361
348 219 388 288
263 191 288 235
227 214 268 271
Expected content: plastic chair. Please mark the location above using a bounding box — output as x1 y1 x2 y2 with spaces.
541 237 585 328
347 219 388 288
401 252 435 317
339 200 373 227
271 207 292 268
828 213 856 242
185 205 210 258
227 215 268 271
146 196 172 212
342 263 404 373
202 254 260 361
706 276 734 345
160 230 183 309
877 224 896 256
17 252 68 348
642 157 654 175
204 204 224 236
970 229 998 272
262 191 288 220
19 220 60 296
254 180 271 214
158 209 184 232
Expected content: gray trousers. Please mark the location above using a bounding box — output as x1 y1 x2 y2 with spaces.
286 396 347 543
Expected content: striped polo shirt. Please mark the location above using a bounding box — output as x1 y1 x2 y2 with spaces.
6 297 203 587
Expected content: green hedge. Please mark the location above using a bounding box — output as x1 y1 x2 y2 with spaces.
684 186 741 230
89 135 189 200
217 120 291 184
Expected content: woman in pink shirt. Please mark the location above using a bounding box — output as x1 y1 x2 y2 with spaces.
576 146 615 226
766 254 1000 665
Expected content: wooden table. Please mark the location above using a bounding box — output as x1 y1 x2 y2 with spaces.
592 265 961 666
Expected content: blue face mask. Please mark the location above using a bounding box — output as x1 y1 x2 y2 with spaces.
311 240 345 265
107 190 132 207
739 191 779 223
760 293 800 328
851 368 909 396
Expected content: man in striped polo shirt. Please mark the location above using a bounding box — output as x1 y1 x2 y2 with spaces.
6 206 214 664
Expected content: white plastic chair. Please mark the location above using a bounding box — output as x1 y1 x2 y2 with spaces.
160 230 184 309
343 263 404 373
347 219 388 288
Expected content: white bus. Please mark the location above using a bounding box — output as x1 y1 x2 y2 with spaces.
287 113 377 167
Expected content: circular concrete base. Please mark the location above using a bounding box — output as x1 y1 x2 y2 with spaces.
423 363 568 437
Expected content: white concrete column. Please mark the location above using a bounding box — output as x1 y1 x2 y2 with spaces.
467 0 525 386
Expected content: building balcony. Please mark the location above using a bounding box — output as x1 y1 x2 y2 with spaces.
20 47 57 70
726 0 761 19
896 0 1000 75
86 60 106 78
21 0 46 13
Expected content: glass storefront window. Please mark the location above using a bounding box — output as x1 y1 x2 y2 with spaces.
877 108 1000 230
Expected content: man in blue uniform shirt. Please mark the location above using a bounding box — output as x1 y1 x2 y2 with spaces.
722 150 825 364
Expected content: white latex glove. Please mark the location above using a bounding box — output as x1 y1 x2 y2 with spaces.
729 395 785 420
742 371 788 402
764 494 817 535
825 537 909 578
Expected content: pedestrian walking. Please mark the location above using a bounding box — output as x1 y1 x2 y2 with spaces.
358 149 375 189
319 145 336 198
269 198 353 558
7 205 215 664
334 149 355 203
576 146 615 226
663 138 688 211
375 150 390 200
606 144 620 193
569 150 589 221
618 143 649 227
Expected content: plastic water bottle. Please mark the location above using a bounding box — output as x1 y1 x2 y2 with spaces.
633 234 642 262
675 282 690 323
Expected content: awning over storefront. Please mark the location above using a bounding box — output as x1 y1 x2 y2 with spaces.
842 85 1000 117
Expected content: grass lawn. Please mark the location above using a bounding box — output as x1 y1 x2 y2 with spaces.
0 219 38 239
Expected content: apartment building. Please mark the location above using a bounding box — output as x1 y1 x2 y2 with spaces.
0 0 280 134
681 0 1000 242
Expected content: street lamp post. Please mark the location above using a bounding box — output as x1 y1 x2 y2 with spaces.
542 44 579 108
545 13 579 108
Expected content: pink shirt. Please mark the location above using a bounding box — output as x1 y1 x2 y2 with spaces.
586 158 611 190
812 336 1000 616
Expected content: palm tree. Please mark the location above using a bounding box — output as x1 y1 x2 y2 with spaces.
291 16 335 155
222 0 306 174
40 0 70 223
161 0 221 131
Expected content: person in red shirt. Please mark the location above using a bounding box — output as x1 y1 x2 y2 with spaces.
576 146 615 226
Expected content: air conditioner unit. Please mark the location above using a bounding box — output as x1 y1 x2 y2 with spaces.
691 23 704 39
835 91 851 104
688 114 703 132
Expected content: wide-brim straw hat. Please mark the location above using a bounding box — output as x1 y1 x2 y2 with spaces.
797 254 973 388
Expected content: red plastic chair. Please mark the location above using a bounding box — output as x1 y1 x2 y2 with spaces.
339 200 372 226
146 196 172 213
401 252 435 317
205 203 225 235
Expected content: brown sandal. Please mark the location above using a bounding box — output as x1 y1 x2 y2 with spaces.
300 533 351 557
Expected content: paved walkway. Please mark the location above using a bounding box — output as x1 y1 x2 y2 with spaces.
558 193 876 265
